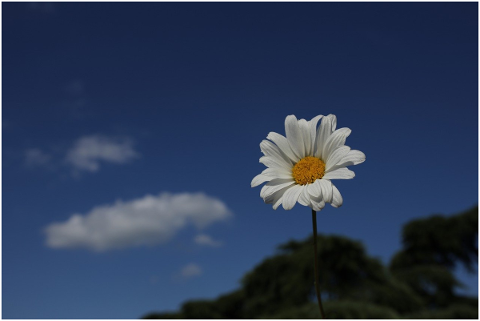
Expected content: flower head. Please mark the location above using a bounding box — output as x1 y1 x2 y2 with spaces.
251 114 365 211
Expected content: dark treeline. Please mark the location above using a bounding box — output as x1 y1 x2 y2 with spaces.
143 206 478 319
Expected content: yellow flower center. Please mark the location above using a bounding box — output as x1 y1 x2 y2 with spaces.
292 156 325 185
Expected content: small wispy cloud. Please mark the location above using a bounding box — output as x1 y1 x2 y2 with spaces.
44 192 233 251
62 79 88 119
65 135 139 173
194 234 223 247
23 135 140 174
180 263 202 279
149 275 159 285
24 148 52 168
3 119 12 131
28 2 55 14
65 80 84 96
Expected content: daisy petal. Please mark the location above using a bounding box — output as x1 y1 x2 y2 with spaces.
339 150 366 166
315 115 335 159
260 140 293 166
282 184 303 210
285 115 305 159
307 181 325 211
323 167 355 180
272 194 285 209
311 199 326 212
328 150 366 172
307 180 322 199
271 185 292 210
331 183 343 208
262 184 291 210
309 115 323 155
264 183 290 205
260 178 295 199
298 186 311 206
267 132 300 163
251 173 270 187
299 119 311 156
325 145 351 172
330 114 337 132
259 156 291 171
262 167 292 179
251 167 292 187
318 179 333 204
322 127 351 162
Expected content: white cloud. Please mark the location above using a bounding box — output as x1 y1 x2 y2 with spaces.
65 135 139 172
44 192 232 251
180 263 202 279
194 234 223 247
24 148 52 168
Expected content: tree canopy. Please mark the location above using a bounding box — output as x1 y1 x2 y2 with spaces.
143 206 478 319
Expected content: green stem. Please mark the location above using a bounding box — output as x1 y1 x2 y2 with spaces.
312 209 326 318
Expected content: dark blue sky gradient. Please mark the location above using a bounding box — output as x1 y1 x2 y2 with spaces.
3 2 478 318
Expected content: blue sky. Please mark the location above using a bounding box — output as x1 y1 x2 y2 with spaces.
2 2 478 319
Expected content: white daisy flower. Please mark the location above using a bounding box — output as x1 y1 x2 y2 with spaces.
251 114 366 211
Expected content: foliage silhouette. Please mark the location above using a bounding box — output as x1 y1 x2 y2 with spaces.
143 206 478 319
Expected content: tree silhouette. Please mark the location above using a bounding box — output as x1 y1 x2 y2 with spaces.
143 206 478 319
390 206 478 310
